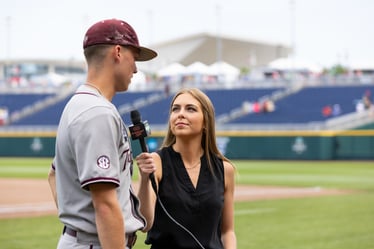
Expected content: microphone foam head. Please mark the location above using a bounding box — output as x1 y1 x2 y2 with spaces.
130 110 141 124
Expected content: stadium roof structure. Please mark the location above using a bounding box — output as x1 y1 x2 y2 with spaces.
0 59 87 82
138 32 291 73
268 57 323 73
0 33 291 77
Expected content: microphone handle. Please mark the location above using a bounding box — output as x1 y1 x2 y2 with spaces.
138 137 157 193
139 137 148 153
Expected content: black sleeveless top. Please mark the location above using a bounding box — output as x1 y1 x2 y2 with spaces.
146 146 225 249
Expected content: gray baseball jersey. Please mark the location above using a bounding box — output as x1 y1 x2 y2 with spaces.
52 84 145 236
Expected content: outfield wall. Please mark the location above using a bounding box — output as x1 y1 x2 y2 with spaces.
0 130 373 160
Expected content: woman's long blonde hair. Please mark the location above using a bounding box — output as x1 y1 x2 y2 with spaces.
161 88 231 173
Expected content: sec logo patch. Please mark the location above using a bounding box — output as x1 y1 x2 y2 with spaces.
97 156 110 169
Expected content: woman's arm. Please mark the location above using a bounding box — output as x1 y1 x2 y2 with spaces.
221 161 237 249
136 152 162 231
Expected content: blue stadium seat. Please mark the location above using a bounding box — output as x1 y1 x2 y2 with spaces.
5 85 374 126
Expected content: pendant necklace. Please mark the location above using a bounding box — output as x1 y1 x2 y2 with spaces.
185 160 201 170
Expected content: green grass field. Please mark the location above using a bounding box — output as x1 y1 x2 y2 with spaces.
0 158 374 249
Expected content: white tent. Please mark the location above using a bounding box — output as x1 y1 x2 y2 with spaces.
269 57 323 73
157 62 186 77
129 70 148 91
185 61 209 75
208 61 240 75
184 61 210 86
30 72 69 86
349 60 374 71
208 61 240 85
131 70 146 84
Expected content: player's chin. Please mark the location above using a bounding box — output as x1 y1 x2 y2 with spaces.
118 81 131 92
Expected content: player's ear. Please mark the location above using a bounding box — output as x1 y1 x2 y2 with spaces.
110 45 122 62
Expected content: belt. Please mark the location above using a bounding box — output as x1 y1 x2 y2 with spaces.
63 226 137 248
126 232 137 248
63 226 77 237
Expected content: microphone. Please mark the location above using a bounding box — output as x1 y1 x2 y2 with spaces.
129 110 149 152
129 110 157 193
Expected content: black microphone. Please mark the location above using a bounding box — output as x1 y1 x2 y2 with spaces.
129 110 157 193
129 110 149 152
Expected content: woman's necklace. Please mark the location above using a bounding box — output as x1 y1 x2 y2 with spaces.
84 83 102 95
185 160 201 170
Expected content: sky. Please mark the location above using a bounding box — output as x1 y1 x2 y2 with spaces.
1 0 373 68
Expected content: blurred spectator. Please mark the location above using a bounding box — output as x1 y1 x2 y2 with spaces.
363 90 372 109
322 105 332 117
332 104 342 116
356 101 365 113
0 107 9 125
164 83 170 96
242 101 252 113
262 99 275 113
253 101 262 113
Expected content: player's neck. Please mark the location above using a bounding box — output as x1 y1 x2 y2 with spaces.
85 83 102 95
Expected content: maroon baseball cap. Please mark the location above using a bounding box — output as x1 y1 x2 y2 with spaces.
83 19 157 61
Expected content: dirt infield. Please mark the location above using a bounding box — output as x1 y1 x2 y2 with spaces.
0 178 349 219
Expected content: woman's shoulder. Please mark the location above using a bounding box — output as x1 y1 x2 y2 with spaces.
222 160 235 176
222 160 235 190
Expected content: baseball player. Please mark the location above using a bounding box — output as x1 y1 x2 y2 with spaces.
48 18 157 249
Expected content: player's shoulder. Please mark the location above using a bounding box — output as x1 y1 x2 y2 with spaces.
70 89 115 111
64 96 118 128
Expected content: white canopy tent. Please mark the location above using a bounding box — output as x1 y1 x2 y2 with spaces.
268 57 323 74
129 70 148 91
349 60 374 71
185 61 210 75
184 61 210 86
157 62 186 77
208 61 240 85
30 72 69 86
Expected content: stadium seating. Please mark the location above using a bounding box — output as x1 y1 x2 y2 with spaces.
204 88 281 116
9 94 71 125
10 90 166 126
0 93 55 114
234 85 374 124
2 85 373 126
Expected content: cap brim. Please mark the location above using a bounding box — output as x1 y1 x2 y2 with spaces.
137 46 158 61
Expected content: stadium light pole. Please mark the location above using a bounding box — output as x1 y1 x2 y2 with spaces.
147 9 154 49
289 0 296 83
6 16 12 60
216 4 223 82
216 4 222 63
147 9 154 73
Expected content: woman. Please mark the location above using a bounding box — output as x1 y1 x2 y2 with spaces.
136 88 237 249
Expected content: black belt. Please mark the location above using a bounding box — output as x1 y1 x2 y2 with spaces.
63 226 77 237
63 226 137 248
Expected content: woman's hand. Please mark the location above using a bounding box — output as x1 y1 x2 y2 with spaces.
135 152 156 181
